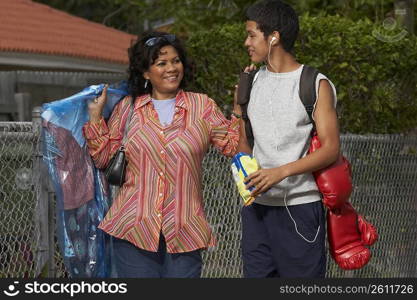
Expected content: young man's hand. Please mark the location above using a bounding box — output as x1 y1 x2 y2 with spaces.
244 166 288 198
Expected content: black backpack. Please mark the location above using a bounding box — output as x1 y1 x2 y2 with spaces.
237 65 319 149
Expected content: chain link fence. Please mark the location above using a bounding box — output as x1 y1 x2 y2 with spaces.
201 134 417 278
0 122 38 277
0 115 416 278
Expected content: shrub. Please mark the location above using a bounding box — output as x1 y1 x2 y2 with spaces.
187 23 248 113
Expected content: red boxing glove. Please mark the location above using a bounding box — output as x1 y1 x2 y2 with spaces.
327 202 371 270
309 133 353 210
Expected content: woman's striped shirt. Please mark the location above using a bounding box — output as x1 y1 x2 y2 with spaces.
83 90 240 253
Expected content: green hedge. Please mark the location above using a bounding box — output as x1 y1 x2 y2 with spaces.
186 15 417 134
186 23 248 113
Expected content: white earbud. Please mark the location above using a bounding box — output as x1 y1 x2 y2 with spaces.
270 37 277 44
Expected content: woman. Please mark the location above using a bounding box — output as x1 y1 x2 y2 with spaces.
82 32 242 278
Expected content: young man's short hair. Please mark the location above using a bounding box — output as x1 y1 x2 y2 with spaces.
246 0 299 53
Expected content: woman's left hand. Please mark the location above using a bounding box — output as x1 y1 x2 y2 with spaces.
245 167 287 198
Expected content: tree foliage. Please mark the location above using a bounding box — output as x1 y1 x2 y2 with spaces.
33 0 416 35
34 0 144 34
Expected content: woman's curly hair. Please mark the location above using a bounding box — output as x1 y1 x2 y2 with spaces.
127 31 194 101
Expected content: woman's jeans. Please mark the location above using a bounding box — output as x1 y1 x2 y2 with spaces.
113 234 202 278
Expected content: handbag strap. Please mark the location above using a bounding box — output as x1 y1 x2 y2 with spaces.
121 103 134 147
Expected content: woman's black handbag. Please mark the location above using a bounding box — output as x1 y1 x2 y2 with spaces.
104 146 127 186
104 104 134 186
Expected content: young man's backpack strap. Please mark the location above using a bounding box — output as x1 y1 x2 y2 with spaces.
299 65 320 129
237 69 259 149
237 70 258 106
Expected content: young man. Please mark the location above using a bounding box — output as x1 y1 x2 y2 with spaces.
237 0 340 277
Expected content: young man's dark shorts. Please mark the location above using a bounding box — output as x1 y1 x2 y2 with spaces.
241 201 326 278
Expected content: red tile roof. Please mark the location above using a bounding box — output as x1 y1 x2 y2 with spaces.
0 0 136 64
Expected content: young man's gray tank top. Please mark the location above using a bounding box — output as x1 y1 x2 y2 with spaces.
248 65 337 206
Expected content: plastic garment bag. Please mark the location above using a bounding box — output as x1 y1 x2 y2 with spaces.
41 82 128 277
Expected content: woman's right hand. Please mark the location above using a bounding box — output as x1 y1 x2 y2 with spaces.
244 64 257 73
88 84 108 123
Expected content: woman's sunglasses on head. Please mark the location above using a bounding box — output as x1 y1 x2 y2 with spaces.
145 34 176 47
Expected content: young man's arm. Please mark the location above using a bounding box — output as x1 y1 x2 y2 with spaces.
245 79 340 197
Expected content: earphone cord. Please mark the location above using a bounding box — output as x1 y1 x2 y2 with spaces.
267 42 278 73
283 191 320 243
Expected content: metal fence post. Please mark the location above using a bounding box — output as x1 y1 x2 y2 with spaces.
15 93 31 121
32 106 55 277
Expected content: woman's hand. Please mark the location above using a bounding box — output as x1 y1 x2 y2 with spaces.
244 166 288 198
88 84 108 122
243 64 257 73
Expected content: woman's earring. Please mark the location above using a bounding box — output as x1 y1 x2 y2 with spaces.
144 79 149 89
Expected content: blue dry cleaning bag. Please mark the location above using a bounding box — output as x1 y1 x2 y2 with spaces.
41 82 128 277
